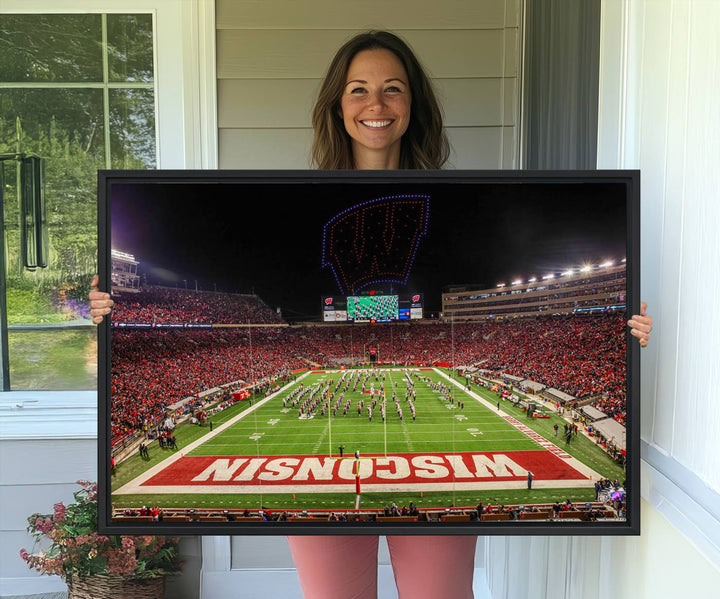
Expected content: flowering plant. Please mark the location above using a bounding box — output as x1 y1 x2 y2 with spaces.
20 481 182 583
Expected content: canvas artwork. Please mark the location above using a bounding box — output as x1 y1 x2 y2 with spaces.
99 170 639 535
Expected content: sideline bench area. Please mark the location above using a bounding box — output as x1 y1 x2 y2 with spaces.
113 501 620 525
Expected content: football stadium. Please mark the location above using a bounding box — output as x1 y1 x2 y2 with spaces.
108 184 629 526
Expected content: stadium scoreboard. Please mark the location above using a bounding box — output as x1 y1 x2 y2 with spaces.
323 294 423 322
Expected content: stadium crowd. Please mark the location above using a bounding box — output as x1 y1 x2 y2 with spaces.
111 327 304 442
110 288 627 443
112 287 284 325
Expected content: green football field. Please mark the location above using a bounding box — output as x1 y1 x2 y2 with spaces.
196 369 538 457
112 367 625 511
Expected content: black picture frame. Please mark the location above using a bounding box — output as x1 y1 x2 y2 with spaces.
98 169 640 536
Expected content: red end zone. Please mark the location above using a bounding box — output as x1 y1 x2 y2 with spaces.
128 451 591 494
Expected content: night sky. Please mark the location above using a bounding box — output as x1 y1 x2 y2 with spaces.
109 175 629 322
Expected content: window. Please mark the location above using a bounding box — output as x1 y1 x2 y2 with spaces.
0 13 156 390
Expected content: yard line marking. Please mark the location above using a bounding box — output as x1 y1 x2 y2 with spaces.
313 421 330 454
197 434 538 453
401 421 414 452
118 480 594 495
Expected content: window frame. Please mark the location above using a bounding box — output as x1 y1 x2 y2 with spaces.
0 0 216 403
1 0 217 169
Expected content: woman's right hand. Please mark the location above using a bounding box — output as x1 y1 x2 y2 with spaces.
627 301 652 348
89 274 114 324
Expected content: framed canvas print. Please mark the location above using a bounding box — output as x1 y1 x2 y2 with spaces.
98 170 640 535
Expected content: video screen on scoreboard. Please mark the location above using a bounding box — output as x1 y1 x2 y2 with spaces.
347 295 398 322
323 294 423 322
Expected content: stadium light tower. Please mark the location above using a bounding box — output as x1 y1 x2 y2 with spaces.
561 269 574 277
580 265 592 273
600 260 614 268
542 274 554 280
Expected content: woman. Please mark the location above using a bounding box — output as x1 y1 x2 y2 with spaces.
310 31 447 171
90 30 653 599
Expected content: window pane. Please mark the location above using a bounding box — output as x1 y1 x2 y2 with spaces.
2 89 102 389
8 329 97 390
0 14 102 82
0 89 106 162
110 89 156 168
107 14 154 83
1 88 104 288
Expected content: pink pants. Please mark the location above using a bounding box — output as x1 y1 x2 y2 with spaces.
288 535 477 599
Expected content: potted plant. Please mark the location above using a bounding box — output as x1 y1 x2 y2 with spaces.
20 480 182 599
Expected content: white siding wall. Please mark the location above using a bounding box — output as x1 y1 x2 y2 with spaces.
216 0 522 169
485 1 720 596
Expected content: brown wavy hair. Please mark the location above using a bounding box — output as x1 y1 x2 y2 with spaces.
311 31 449 170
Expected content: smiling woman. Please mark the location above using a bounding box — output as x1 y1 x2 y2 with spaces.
311 31 448 170
340 49 412 169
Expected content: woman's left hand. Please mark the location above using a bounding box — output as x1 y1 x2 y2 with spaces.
89 274 114 324
628 301 652 347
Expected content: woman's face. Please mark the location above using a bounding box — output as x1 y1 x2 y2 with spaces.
340 48 411 167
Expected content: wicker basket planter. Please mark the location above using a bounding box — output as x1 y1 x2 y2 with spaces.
67 575 165 599
21 483 182 597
